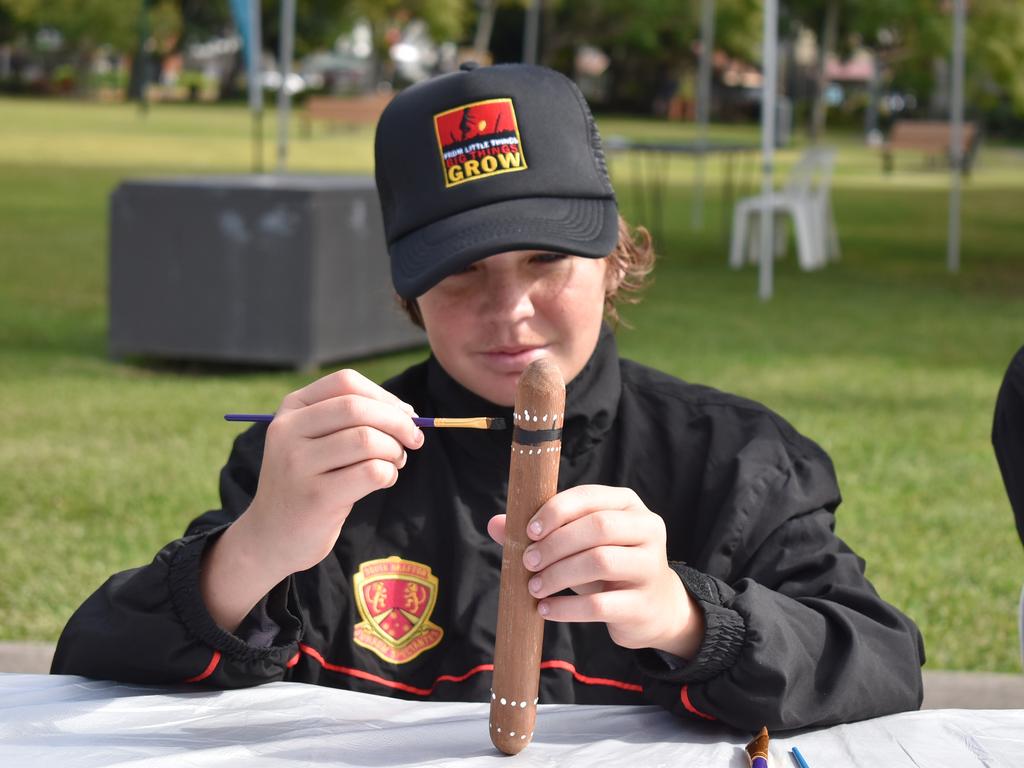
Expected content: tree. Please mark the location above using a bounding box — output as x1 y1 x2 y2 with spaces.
787 0 1024 131
0 0 180 94
535 0 761 112
0 0 473 96
339 0 469 85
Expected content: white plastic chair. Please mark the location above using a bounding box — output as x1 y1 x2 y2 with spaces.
729 147 841 271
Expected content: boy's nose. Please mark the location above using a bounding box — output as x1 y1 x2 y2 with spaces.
485 274 536 322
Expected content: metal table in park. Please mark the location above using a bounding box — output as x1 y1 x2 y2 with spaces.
604 137 759 244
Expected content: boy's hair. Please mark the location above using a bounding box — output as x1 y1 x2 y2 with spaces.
397 214 655 329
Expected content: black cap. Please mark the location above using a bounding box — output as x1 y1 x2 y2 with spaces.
374 63 619 299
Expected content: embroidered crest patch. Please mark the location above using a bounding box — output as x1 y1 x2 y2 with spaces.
353 556 444 664
434 98 527 188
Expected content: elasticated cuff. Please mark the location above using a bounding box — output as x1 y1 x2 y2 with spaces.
167 525 301 664
635 562 746 684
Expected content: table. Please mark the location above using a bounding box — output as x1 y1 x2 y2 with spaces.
604 137 759 244
2 675 1022 767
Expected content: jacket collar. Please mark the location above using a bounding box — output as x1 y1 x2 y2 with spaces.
424 324 621 460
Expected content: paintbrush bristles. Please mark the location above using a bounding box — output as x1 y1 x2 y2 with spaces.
419 417 506 430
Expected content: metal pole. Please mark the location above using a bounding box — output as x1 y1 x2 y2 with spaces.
692 0 715 231
865 50 880 142
811 0 839 143
523 0 541 65
248 0 264 173
473 0 497 61
276 0 295 173
136 0 150 115
947 0 965 274
759 0 778 301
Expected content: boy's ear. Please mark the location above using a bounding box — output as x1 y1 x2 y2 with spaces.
604 256 625 296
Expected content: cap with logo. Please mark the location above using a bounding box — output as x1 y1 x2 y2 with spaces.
374 62 619 299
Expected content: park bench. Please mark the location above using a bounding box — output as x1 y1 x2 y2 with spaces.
881 119 979 174
301 92 393 136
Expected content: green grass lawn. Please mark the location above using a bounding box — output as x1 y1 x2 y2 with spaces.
1 97 1022 671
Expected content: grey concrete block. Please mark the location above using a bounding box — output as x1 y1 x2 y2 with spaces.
109 175 423 370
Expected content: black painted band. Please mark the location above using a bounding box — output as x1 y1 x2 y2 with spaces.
513 427 563 445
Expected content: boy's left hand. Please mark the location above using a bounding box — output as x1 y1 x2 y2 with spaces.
487 484 705 660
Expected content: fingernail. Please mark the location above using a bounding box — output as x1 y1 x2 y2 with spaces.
400 401 416 415
529 577 542 594
413 428 424 445
538 601 550 617
524 548 540 568
528 520 542 537
398 451 407 468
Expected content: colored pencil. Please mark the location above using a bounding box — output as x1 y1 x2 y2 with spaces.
745 726 769 767
791 746 812 768
223 414 506 430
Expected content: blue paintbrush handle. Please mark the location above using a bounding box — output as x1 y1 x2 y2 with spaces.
223 414 494 429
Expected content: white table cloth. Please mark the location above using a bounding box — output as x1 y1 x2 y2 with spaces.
1 674 1021 767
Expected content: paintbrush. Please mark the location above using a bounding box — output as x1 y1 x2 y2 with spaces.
745 726 770 767
224 414 506 430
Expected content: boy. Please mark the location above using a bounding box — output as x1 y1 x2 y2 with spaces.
993 344 1024 544
53 63 924 730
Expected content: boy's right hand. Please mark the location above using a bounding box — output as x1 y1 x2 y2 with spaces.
201 369 423 631
245 368 424 579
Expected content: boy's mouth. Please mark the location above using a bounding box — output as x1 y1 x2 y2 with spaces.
479 345 550 372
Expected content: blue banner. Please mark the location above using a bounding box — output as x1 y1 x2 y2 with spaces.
229 0 251 59
229 0 262 112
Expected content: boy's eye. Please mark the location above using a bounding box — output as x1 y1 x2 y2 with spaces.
532 252 569 264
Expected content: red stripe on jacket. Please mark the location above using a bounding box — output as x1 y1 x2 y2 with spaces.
297 643 644 696
680 685 716 720
184 650 222 683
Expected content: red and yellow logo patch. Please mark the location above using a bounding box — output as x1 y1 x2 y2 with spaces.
434 98 527 188
353 556 443 664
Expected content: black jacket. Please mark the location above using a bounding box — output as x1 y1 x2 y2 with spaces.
52 329 925 730
993 344 1024 545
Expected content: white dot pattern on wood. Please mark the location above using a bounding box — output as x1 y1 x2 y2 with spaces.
512 411 564 424
491 691 537 709
513 445 561 455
